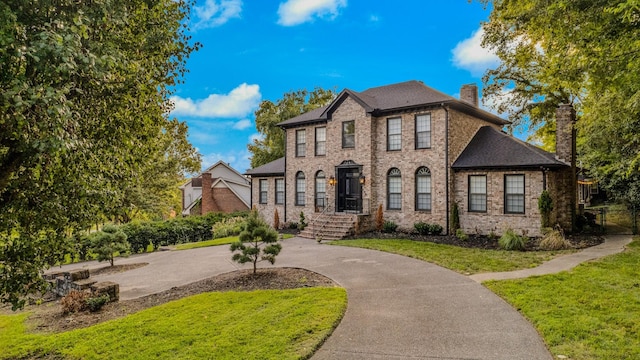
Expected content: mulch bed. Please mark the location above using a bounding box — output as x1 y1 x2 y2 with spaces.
12 268 336 334
349 231 604 251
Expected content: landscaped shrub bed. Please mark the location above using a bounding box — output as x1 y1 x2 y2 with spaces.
350 230 603 251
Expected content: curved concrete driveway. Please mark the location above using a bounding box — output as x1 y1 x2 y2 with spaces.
50 238 551 359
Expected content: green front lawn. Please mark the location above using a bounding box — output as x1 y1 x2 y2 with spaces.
1 287 346 360
485 239 640 360
175 234 294 250
331 239 572 274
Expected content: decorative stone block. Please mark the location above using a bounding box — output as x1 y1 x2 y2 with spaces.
65 269 90 282
91 281 119 302
71 278 97 291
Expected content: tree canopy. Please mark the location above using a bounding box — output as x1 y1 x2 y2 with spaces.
248 87 335 168
0 0 199 309
480 0 640 208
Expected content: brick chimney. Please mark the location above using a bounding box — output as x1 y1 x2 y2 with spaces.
460 84 479 107
201 172 213 214
555 104 576 167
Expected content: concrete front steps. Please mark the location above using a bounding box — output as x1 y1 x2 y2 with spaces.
299 213 357 240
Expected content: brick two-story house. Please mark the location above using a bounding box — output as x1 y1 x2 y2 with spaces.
246 80 575 238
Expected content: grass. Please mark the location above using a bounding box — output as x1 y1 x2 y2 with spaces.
331 239 572 274
1 287 347 360
484 238 640 360
175 234 294 250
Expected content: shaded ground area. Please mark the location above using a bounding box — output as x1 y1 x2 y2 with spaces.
353 231 604 250
16 268 336 334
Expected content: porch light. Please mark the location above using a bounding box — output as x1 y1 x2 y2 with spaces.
328 175 337 186
359 174 366 185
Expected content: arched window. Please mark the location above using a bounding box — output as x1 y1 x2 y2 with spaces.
415 167 431 211
315 171 326 211
295 172 306 206
387 168 402 210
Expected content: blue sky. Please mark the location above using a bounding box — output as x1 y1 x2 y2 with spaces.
169 0 505 173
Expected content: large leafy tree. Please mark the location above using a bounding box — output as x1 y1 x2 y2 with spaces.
0 0 199 309
480 0 640 210
248 87 335 168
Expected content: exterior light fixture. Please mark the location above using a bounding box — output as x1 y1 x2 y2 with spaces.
328 175 337 186
359 174 366 185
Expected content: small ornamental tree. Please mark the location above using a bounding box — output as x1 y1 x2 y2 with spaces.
375 204 384 231
91 225 130 266
538 190 554 228
273 208 280 230
230 211 282 274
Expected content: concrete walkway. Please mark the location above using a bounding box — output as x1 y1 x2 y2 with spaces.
470 234 633 283
50 238 552 360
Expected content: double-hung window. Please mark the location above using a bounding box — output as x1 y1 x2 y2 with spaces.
387 168 402 210
315 127 326 156
296 129 306 157
415 167 431 211
342 121 355 148
469 175 487 212
387 117 401 151
315 171 326 210
505 175 525 214
259 179 268 204
416 114 431 149
295 172 305 206
275 178 284 205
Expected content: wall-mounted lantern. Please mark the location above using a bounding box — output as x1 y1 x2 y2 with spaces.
359 174 366 185
328 175 337 187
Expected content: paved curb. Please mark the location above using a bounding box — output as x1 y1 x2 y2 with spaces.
469 234 633 283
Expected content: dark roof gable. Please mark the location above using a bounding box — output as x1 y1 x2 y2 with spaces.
277 80 508 128
452 126 568 170
245 157 285 176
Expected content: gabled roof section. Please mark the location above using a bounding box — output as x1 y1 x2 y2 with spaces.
452 126 568 170
277 80 508 128
244 157 285 176
213 178 250 208
180 160 248 189
277 105 329 127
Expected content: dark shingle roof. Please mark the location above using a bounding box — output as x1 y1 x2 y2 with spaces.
452 126 568 170
277 105 329 127
359 80 455 110
245 157 285 176
277 80 508 128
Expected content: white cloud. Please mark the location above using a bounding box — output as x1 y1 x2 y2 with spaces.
201 150 251 173
233 119 252 130
277 0 347 26
170 83 261 118
194 0 242 29
369 14 379 22
452 27 500 76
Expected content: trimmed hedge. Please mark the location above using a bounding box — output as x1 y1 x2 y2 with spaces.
120 211 248 252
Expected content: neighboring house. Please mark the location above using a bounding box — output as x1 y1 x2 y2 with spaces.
180 161 251 216
246 80 576 238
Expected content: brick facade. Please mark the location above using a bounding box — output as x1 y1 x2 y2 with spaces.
249 81 576 237
252 177 286 228
453 169 544 237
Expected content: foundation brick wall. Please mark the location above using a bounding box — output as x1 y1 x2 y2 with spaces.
453 169 544 237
